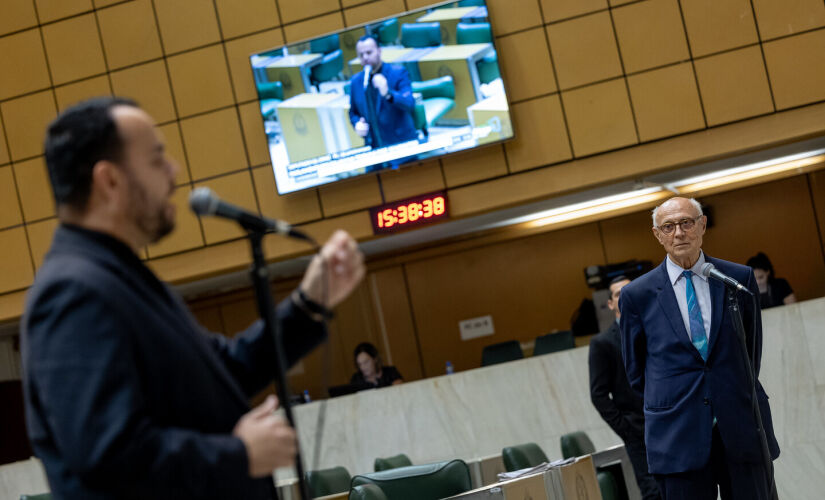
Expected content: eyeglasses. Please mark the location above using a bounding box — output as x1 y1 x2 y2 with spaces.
657 215 702 235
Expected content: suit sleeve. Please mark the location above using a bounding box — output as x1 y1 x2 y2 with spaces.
385 67 415 114
349 78 363 127
619 290 646 397
589 338 638 440
205 297 328 398
25 281 252 499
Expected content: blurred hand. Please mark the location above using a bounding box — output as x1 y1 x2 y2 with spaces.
300 230 365 308
371 73 389 96
233 395 297 477
354 118 369 138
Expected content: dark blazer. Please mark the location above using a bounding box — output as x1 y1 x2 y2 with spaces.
349 63 417 148
22 225 326 499
589 321 645 443
620 255 780 475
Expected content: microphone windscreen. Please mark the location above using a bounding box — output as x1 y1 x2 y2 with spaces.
189 187 216 215
700 262 715 278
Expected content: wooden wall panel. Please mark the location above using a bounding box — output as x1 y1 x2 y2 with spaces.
404 223 605 377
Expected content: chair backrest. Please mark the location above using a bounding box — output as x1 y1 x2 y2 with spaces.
20 495 51 500
376 18 399 45
310 33 340 54
456 22 492 44
560 431 596 459
596 470 620 500
307 466 352 496
311 49 343 84
411 76 455 100
457 0 485 6
352 460 472 500
481 340 523 367
401 23 442 48
256 80 284 100
502 442 549 471
533 330 575 356
350 483 389 500
374 453 413 472
476 51 499 84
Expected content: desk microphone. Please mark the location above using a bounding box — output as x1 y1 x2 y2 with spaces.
189 187 310 241
363 64 372 89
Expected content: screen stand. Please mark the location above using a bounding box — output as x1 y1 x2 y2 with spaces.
248 230 312 500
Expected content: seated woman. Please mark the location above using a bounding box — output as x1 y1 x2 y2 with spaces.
350 342 403 388
746 252 796 309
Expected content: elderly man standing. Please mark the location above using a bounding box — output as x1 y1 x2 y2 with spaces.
619 197 779 500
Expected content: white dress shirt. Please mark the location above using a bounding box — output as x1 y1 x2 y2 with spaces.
666 251 712 342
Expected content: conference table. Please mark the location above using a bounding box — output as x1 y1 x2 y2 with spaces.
276 93 363 164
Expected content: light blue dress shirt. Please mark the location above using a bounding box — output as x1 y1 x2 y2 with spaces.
666 251 712 342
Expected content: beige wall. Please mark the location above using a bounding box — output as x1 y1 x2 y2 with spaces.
2 0 825 322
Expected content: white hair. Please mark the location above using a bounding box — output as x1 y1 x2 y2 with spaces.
651 197 703 227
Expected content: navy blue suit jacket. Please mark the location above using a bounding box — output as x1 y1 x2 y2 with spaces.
22 225 326 499
349 63 417 148
620 255 779 475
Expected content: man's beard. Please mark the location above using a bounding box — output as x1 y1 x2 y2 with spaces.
127 178 175 244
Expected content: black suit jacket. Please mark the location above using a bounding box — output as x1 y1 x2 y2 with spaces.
22 225 326 499
589 321 645 443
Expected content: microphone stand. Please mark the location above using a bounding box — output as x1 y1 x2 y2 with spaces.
727 287 778 500
247 230 312 500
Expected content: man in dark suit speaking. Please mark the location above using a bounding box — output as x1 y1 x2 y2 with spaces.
22 97 365 499
349 35 417 149
589 276 661 499
619 197 779 499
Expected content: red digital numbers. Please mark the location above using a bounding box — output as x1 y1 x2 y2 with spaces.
371 193 448 233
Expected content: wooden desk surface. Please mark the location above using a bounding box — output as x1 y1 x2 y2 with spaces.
417 6 487 21
265 54 323 68
418 43 492 61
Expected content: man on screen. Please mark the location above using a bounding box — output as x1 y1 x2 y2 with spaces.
620 197 779 499
22 97 365 499
349 35 418 149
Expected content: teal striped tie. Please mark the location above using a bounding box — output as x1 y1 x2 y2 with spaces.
683 270 708 360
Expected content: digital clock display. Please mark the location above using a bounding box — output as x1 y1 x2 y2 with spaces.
369 191 449 234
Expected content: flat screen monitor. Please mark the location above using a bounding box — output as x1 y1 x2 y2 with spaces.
250 0 514 194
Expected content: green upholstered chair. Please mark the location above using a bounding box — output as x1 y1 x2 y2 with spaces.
352 460 472 500
376 18 399 46
476 51 500 84
374 453 413 472
306 466 352 496
310 49 344 87
560 431 596 459
401 23 442 48
456 22 492 45
20 495 51 500
597 470 621 500
481 340 523 367
310 33 340 55
350 483 389 500
501 442 549 471
533 330 575 356
411 76 456 134
256 80 284 121
458 0 485 6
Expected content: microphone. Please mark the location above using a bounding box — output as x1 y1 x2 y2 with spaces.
363 64 371 89
189 187 310 241
700 263 754 295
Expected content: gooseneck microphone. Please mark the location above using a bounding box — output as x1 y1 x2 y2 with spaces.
189 187 310 241
701 263 753 295
363 64 372 89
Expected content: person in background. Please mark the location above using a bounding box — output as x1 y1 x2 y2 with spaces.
348 35 417 149
746 252 796 309
350 342 403 388
589 276 661 500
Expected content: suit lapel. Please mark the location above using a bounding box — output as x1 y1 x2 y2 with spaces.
654 260 706 363
705 257 726 357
